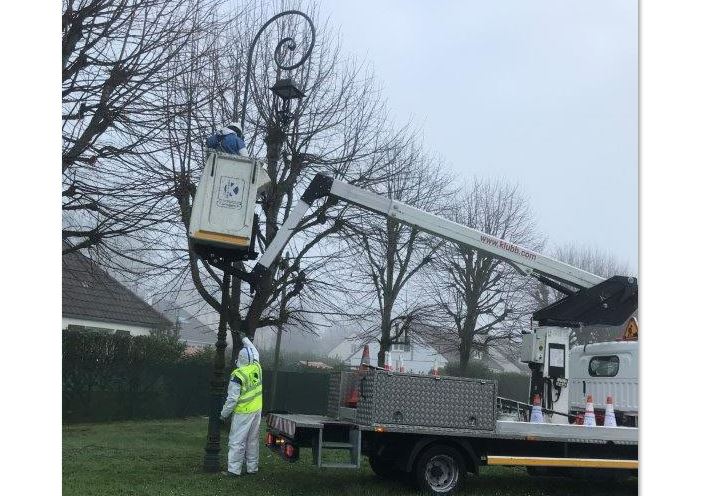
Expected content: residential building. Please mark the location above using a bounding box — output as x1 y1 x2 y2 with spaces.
153 300 216 351
432 341 530 375
62 247 171 335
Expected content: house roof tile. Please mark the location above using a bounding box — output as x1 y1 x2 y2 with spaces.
62 247 171 330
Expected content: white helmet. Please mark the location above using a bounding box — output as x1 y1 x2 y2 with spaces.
226 122 243 136
235 336 260 367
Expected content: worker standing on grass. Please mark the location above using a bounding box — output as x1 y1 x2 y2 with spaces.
206 122 247 156
220 336 263 476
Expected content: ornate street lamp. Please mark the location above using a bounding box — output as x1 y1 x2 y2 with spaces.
202 10 315 474
270 78 305 127
239 10 315 132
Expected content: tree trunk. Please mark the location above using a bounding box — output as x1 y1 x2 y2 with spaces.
244 286 270 339
230 326 241 366
458 337 472 376
377 303 392 367
270 321 284 410
241 120 285 341
264 123 285 242
458 315 478 376
270 274 288 410
228 266 244 365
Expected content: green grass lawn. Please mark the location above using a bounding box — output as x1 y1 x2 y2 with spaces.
63 417 637 496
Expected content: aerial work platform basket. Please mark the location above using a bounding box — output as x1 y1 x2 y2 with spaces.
189 152 269 260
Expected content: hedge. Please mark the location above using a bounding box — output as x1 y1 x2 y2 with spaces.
62 330 333 422
63 330 213 422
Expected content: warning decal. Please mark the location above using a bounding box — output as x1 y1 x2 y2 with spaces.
216 176 245 209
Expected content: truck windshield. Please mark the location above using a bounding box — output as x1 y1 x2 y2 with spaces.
588 355 620 377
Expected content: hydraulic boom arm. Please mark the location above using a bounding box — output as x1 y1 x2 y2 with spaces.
252 173 604 291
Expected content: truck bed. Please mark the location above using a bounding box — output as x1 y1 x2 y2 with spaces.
266 413 638 445
267 413 353 437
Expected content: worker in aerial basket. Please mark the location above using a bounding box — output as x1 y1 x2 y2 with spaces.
206 122 247 156
220 335 262 476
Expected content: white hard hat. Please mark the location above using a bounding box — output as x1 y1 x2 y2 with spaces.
226 122 242 135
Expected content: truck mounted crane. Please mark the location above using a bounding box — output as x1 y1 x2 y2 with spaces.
189 153 638 494
190 154 638 418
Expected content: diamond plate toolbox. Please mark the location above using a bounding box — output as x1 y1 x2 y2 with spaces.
356 370 497 431
327 370 360 419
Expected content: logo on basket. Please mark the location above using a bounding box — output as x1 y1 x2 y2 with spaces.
217 176 244 209
224 180 240 197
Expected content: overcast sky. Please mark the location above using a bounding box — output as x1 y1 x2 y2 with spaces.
323 0 638 272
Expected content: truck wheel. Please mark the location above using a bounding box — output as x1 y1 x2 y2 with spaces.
369 455 395 478
414 444 466 495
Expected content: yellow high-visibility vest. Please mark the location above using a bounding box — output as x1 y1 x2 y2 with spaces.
231 362 263 414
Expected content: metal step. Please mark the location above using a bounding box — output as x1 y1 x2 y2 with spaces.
321 441 354 449
314 426 361 469
319 462 359 469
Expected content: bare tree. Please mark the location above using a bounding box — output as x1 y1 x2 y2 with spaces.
554 244 631 279
62 0 223 256
340 144 454 366
135 1 406 364
425 178 541 375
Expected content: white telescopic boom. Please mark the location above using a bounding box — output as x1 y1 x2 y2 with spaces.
255 174 604 290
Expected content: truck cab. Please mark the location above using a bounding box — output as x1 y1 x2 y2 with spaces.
568 340 639 426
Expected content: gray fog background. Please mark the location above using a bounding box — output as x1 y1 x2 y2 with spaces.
324 0 638 271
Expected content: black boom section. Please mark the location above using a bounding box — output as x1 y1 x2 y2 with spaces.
533 275 638 327
301 172 334 204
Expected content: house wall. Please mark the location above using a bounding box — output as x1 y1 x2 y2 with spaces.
486 347 527 374
62 317 153 336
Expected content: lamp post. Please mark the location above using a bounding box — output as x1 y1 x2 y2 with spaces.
202 273 230 473
202 10 315 474
239 10 315 132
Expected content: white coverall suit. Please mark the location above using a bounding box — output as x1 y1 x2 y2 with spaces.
220 337 262 475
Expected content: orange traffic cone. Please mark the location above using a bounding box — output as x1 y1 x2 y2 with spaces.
530 394 544 423
360 345 371 370
604 395 617 427
345 386 359 408
346 346 372 408
384 351 393 371
583 394 596 426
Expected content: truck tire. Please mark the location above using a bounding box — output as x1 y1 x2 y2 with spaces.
413 444 466 495
369 455 396 478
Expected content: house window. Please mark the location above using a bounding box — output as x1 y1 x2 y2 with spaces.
391 343 410 353
588 355 620 377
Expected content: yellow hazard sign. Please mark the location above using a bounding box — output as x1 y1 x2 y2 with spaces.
623 317 638 341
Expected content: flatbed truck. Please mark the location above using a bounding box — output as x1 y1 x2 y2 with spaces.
264 408 637 494
189 155 639 494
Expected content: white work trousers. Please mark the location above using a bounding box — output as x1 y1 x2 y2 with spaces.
227 411 261 475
